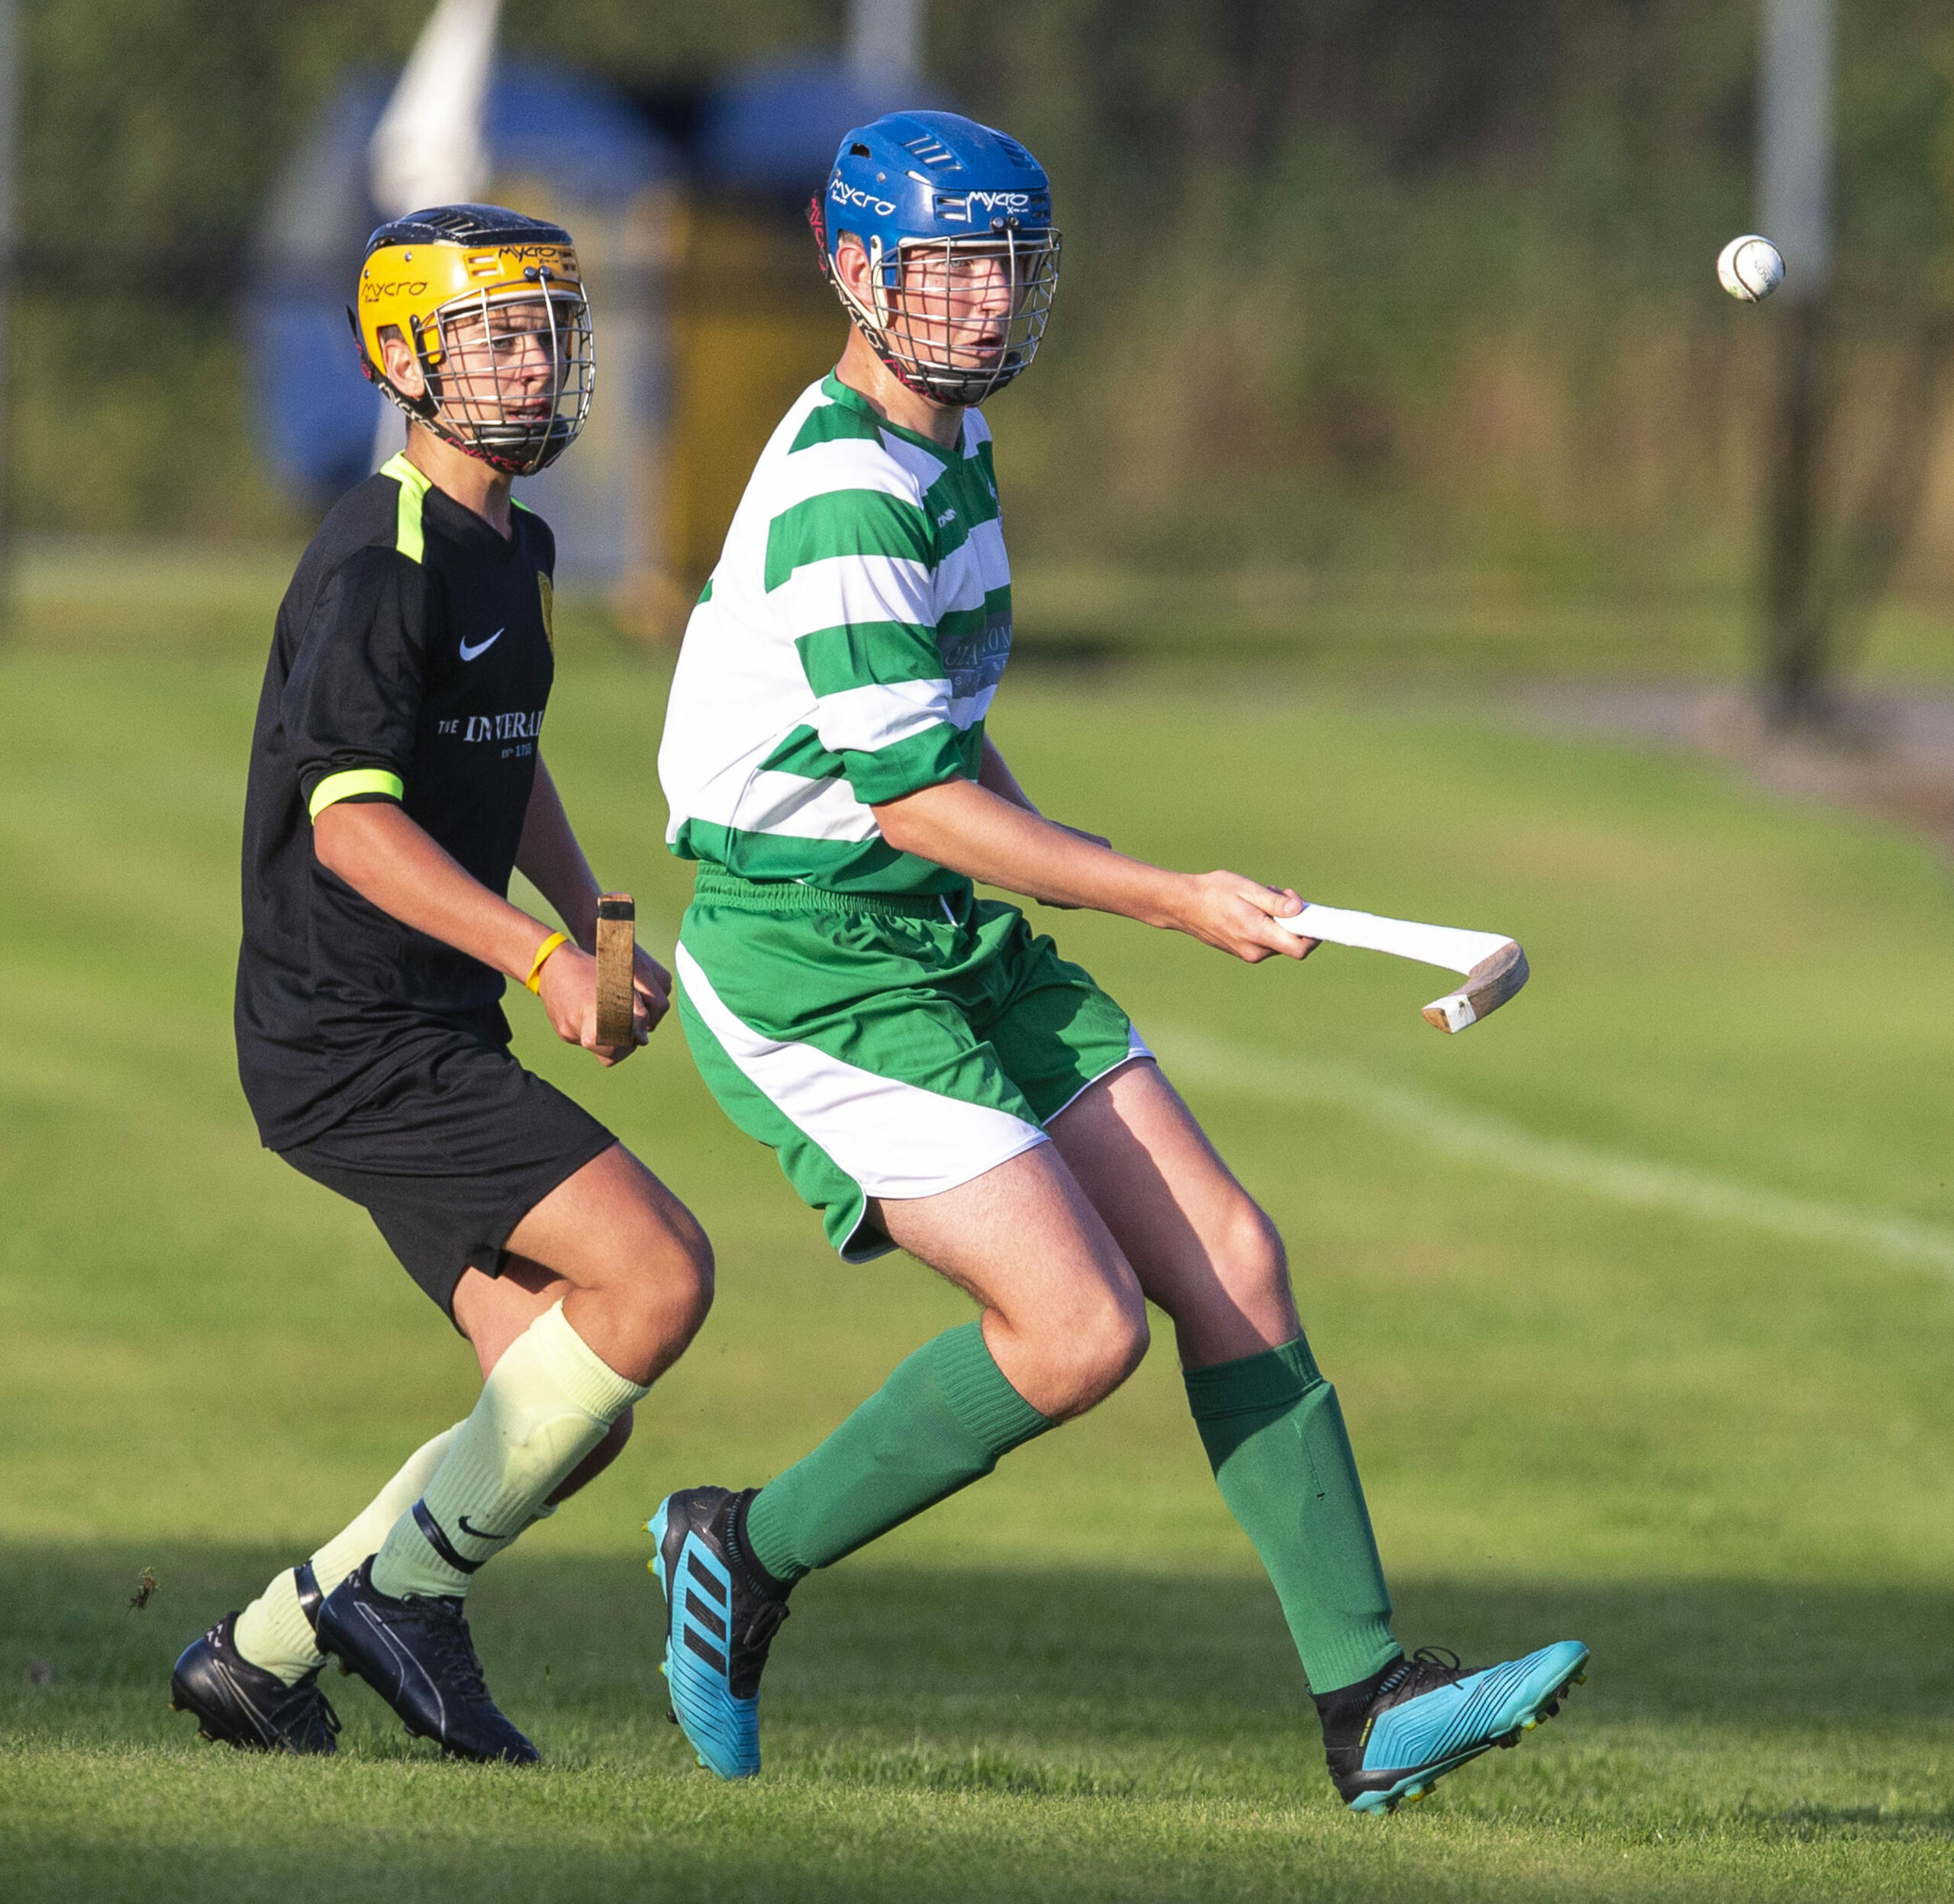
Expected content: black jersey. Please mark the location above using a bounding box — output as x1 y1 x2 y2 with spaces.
235 455 558 1149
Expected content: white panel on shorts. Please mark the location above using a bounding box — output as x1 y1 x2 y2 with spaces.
676 942 1048 1199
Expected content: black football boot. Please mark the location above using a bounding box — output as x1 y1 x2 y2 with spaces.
169 1564 340 1754
314 1558 539 1764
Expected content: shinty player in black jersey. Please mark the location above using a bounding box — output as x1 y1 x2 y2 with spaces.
169 205 713 1765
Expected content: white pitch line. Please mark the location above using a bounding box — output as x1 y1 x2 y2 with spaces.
1151 1025 1954 1276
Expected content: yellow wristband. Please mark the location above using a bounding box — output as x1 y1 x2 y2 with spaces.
524 931 570 994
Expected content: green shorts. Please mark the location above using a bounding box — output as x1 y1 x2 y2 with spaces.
676 865 1149 1260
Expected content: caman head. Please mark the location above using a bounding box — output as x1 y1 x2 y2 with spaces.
350 204 595 477
809 111 1061 408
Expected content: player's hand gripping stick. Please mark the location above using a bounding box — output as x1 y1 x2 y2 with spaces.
594 894 637 1047
1275 903 1530 1033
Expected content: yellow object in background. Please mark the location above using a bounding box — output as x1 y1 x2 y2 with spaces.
665 198 846 606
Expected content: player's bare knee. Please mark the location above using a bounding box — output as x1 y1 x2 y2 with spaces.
665 1214 715 1322
630 1195 714 1326
1217 1196 1288 1300
1104 1302 1152 1389
1043 1295 1149 1416
623 1227 714 1350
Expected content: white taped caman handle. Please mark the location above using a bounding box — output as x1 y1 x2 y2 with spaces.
1275 902 1530 1034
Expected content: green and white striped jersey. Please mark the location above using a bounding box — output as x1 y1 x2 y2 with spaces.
659 373 1011 899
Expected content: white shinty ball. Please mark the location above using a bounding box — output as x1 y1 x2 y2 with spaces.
1717 234 1785 303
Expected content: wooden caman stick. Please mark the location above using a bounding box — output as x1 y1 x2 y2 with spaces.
1274 902 1531 1034
594 893 637 1048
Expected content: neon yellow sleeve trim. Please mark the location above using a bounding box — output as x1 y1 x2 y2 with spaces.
308 768 405 821
379 453 431 564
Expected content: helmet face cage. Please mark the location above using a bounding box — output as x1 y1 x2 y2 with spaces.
823 211 1061 407
384 273 595 477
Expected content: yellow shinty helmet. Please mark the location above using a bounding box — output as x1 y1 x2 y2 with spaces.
351 203 595 477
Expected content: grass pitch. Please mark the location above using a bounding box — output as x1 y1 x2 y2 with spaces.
4 643 1954 1900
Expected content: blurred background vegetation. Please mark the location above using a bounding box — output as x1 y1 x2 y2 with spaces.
21 1 1954 665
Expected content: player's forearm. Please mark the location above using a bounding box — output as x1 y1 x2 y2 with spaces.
314 801 559 981
977 736 1038 813
873 776 1188 926
515 758 604 947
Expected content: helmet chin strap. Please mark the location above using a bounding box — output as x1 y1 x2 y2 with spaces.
372 371 526 476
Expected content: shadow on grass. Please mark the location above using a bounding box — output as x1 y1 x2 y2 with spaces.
5 1538 1952 1738
3 1541 1952 1902
1764 1803 1954 1838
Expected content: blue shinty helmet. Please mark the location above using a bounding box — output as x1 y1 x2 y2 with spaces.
810 110 1061 408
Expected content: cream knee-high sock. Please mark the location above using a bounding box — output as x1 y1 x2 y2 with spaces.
233 1425 459 1684
371 1300 648 1600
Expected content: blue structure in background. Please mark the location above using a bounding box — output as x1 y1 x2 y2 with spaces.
248 62 677 505
248 54 948 592
695 58 950 195
248 72 391 502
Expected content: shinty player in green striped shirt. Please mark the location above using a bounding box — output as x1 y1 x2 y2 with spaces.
650 112 1588 1814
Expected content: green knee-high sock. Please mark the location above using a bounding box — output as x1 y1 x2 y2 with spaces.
1185 1333 1401 1694
743 1321 1052 1583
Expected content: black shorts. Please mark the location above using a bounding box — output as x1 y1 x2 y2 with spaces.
279 1033 617 1320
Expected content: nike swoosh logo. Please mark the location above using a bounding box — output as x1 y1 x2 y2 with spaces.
456 1515 513 1543
459 627 504 662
